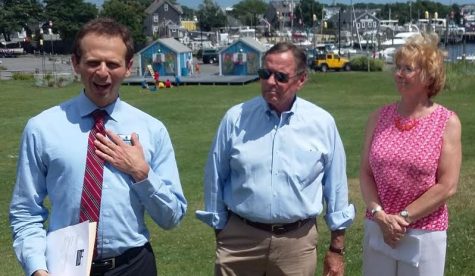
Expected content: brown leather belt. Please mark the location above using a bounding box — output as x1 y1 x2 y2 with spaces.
232 212 314 235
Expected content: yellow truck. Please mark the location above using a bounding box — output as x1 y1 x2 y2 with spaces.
313 53 351 72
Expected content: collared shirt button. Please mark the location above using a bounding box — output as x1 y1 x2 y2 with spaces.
104 239 109 244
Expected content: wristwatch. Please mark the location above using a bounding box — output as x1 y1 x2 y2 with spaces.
400 209 411 222
328 245 345 255
371 205 382 216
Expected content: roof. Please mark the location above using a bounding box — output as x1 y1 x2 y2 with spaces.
220 37 267 54
145 0 183 15
139 38 192 54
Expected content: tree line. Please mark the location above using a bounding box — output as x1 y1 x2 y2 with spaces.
0 0 464 52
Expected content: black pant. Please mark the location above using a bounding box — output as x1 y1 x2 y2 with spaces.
91 243 157 276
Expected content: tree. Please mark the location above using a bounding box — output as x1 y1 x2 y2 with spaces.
197 0 226 32
136 0 177 9
181 5 196 21
231 0 267 27
100 0 146 46
43 0 97 44
0 0 43 41
294 0 323 29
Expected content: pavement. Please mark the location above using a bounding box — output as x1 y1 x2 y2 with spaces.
0 55 219 80
0 54 74 80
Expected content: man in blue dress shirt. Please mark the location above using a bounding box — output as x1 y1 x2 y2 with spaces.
9 18 187 276
196 42 355 275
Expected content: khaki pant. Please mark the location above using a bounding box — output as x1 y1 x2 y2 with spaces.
215 214 317 276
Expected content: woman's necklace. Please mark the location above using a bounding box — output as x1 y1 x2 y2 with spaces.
394 100 434 131
394 116 418 131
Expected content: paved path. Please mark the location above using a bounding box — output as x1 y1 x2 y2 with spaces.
0 55 74 80
0 55 220 80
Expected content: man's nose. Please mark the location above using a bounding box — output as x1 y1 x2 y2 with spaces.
96 62 108 75
266 73 278 84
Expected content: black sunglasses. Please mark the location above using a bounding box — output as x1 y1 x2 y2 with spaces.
257 68 301 83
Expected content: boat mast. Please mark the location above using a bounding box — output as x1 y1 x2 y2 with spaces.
351 0 362 51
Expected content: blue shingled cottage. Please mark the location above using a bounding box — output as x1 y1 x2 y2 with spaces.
138 37 193 78
219 37 267 76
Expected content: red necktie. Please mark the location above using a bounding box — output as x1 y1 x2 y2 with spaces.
79 110 106 224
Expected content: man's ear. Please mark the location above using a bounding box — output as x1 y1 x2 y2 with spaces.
298 72 308 86
125 59 133 77
71 55 80 73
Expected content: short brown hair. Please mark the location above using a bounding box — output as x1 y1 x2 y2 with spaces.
264 42 307 75
72 18 134 64
395 33 445 98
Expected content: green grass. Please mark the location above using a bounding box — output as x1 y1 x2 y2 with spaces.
1 71 474 275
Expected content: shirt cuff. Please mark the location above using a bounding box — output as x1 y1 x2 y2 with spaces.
195 210 229 229
131 169 162 196
324 204 356 231
25 256 47 276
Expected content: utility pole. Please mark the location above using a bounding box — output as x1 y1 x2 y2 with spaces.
290 0 294 36
338 8 341 55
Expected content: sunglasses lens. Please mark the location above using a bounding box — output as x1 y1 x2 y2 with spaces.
258 69 271 80
274 72 289 83
258 69 290 83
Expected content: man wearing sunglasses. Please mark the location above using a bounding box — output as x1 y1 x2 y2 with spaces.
196 42 355 276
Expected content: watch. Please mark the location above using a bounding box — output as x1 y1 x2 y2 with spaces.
328 245 345 255
400 209 411 222
371 205 382 216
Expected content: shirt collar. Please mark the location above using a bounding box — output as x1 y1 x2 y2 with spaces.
262 96 298 118
78 90 121 121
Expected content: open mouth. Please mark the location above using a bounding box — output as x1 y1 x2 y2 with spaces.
94 82 112 90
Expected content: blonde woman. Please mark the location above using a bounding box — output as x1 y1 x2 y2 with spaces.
360 33 462 276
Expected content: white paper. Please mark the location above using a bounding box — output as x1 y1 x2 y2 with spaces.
366 220 421 267
46 221 96 276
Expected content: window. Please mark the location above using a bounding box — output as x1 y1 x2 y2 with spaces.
164 4 168 11
153 14 159 23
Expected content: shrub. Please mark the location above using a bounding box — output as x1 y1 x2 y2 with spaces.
350 56 384 72
12 72 34 81
445 61 475 92
34 73 75 87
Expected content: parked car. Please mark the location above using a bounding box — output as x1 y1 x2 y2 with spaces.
201 48 219 64
313 53 351 72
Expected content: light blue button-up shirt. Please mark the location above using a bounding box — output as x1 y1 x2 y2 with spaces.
196 96 354 230
9 92 187 276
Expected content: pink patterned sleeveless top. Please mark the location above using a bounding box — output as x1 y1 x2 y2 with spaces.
368 103 454 231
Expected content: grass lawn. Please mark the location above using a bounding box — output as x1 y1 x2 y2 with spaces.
0 70 474 275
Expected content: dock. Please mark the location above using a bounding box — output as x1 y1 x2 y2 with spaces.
124 74 259 86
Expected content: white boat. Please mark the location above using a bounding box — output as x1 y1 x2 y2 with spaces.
377 47 397 64
381 25 420 48
456 54 475 62
0 47 24 57
381 31 420 48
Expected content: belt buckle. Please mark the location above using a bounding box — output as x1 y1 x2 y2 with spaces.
95 257 116 270
271 224 286 234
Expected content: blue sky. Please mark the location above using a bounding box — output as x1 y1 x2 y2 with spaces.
87 0 473 9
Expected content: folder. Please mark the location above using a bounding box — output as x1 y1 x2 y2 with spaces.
46 221 96 276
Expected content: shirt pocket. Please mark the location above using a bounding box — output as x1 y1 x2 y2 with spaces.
294 148 324 190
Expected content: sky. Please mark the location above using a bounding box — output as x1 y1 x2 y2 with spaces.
87 0 474 9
